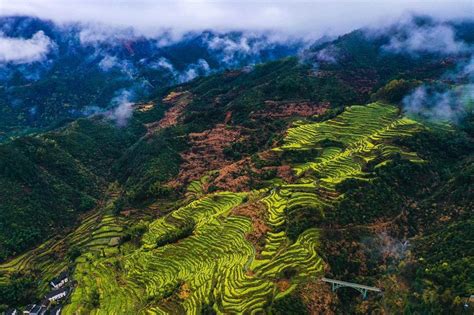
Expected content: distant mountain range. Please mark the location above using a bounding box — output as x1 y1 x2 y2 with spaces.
2 16 473 142
0 16 306 140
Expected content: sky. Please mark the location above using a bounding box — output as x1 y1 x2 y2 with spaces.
1 0 473 38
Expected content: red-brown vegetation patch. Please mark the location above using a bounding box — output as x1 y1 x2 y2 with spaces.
224 111 232 124
135 102 155 112
299 280 339 315
272 165 294 183
145 91 192 134
207 149 295 192
169 124 245 187
223 70 243 79
251 100 329 119
158 91 193 128
120 209 133 217
323 237 370 275
211 158 252 192
232 201 269 254
178 282 191 300
276 279 292 292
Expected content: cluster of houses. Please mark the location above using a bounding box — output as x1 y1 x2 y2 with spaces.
5 271 71 315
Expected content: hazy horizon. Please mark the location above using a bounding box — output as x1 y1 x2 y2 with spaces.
2 0 473 39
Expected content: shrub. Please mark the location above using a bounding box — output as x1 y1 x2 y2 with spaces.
0 272 38 307
124 222 149 245
67 245 82 261
156 220 195 247
271 292 308 315
372 79 420 103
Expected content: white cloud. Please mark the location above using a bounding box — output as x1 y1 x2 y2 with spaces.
2 1 473 39
0 31 55 63
403 85 473 122
178 59 210 82
460 58 474 78
403 57 474 122
97 54 137 78
207 36 253 63
150 57 175 71
204 33 297 66
107 89 134 127
383 24 468 55
78 26 137 45
149 57 212 82
315 46 338 63
98 54 119 71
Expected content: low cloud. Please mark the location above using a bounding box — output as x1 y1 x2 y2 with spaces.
362 232 409 267
149 57 174 71
97 54 137 79
0 31 55 64
298 41 338 72
178 59 211 83
2 1 473 40
460 58 474 77
403 85 473 122
315 45 339 64
206 35 256 67
403 57 474 123
203 32 306 67
207 35 253 58
377 232 409 264
107 89 135 127
149 57 211 83
383 23 468 55
78 25 142 46
98 54 119 71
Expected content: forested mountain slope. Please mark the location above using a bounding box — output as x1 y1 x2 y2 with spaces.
0 18 472 313
0 16 304 140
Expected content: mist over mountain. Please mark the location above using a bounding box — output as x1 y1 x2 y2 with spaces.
0 16 306 140
2 14 474 140
3 0 473 37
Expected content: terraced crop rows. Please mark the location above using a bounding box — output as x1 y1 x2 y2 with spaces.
273 103 423 214
63 103 422 314
65 191 322 314
250 103 421 298
49 103 422 314
0 188 127 293
184 174 211 201
142 192 244 248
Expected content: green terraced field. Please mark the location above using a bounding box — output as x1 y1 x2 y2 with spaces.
278 102 422 187
0 185 127 294
61 103 421 314
64 191 322 314
3 102 425 314
269 103 423 225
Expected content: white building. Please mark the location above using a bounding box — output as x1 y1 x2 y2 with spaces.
49 271 69 289
45 287 70 303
